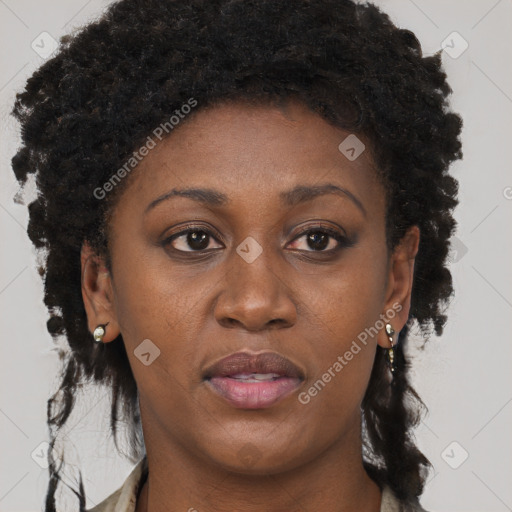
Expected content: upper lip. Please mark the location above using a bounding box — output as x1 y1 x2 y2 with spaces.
203 351 305 380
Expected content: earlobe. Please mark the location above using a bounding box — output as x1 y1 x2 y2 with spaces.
377 225 420 349
80 241 120 343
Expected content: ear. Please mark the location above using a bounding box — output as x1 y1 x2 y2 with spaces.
377 225 420 349
80 241 121 343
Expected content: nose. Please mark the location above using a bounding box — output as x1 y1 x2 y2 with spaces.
214 244 298 332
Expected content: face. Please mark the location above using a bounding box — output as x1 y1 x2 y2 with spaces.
81 99 419 474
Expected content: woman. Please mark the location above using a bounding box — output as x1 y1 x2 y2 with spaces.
10 0 463 510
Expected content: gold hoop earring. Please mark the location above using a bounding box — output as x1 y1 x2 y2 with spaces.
93 324 107 343
385 323 397 375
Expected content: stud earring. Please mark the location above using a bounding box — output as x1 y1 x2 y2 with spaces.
93 324 107 343
385 323 397 375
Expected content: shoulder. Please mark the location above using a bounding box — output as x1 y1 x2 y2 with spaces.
86 456 148 512
381 486 429 512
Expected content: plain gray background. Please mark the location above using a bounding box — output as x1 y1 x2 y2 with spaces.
1 1 511 511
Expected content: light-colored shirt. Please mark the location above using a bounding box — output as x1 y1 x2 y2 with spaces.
86 456 426 512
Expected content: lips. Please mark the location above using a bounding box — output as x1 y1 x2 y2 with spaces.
203 351 305 409
202 351 305 380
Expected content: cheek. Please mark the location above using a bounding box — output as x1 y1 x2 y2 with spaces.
110 243 187 338
298 245 388 409
112 268 200 418
307 241 388 342
110 249 210 391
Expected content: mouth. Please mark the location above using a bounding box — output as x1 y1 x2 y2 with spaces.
203 351 305 409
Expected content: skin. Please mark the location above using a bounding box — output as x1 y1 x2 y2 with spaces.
81 98 419 512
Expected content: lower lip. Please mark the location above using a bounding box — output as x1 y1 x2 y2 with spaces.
205 376 302 409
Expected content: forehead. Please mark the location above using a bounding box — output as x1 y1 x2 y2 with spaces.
113 99 383 218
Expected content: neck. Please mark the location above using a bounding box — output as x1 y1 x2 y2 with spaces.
135 415 382 512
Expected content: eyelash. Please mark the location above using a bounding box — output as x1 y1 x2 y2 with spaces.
161 224 353 255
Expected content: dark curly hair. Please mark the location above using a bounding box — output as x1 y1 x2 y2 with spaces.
10 0 462 510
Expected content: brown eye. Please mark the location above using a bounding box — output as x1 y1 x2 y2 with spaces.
163 228 223 252
288 227 353 253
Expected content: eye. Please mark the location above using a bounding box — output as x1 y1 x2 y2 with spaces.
287 226 352 253
163 226 223 253
162 224 353 255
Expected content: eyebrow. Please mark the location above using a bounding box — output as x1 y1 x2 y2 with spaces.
144 183 367 217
